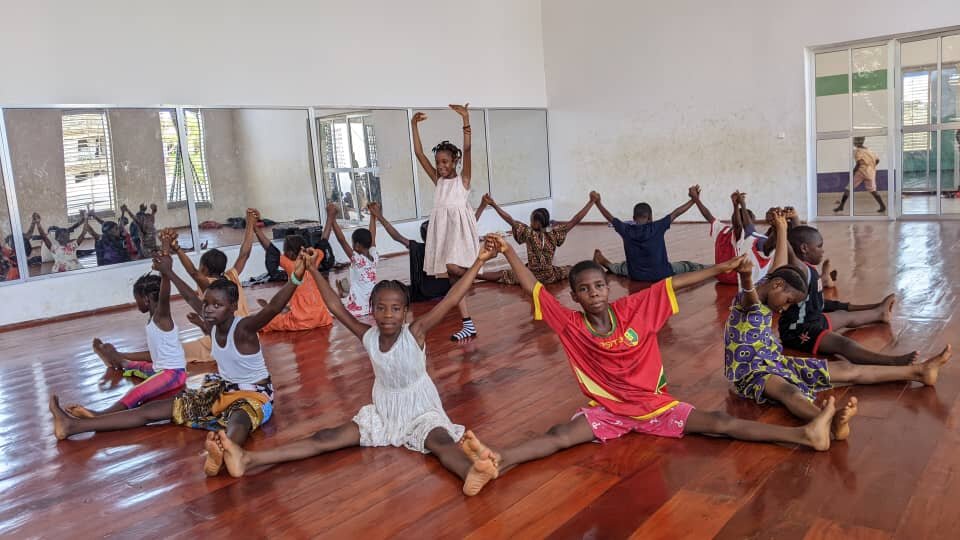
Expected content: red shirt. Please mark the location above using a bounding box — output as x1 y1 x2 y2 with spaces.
533 278 680 418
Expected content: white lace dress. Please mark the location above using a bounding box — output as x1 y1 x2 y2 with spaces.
353 324 464 453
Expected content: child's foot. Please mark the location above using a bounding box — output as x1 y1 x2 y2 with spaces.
336 278 350 299
451 318 478 342
821 260 836 288
257 298 269 308
92 338 123 370
65 404 96 419
831 397 858 441
803 396 835 451
217 431 250 478
593 249 611 271
880 293 896 324
918 345 952 386
203 431 225 476
461 430 502 466
463 455 499 496
49 395 74 440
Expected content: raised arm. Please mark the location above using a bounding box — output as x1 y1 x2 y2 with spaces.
67 210 86 232
736 258 760 309
368 203 409 249
33 215 52 250
153 252 203 313
484 194 516 228
326 203 354 259
252 217 275 250
368 208 377 247
121 205 144 234
75 222 89 245
671 255 746 290
474 196 489 220
591 192 617 224
562 197 596 230
231 208 258 275
497 235 539 295
689 185 715 223
151 254 175 331
730 191 744 238
82 220 100 242
410 235 497 343
167 232 205 287
450 103 471 188
771 210 791 269
306 249 370 339
240 251 309 333
669 189 698 222
411 112 438 183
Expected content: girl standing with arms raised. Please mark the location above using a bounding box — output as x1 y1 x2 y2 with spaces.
412 104 480 341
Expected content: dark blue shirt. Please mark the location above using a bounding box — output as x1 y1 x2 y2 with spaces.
612 215 673 281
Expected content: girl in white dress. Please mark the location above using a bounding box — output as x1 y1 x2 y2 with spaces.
211 238 501 496
412 104 480 341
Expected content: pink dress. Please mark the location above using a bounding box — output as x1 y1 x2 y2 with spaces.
423 176 479 276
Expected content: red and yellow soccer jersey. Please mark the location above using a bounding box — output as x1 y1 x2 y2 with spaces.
533 278 680 419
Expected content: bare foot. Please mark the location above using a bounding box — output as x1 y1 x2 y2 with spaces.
217 430 250 478
919 345 952 386
92 338 123 370
49 395 74 440
65 404 96 419
891 351 920 366
336 278 350 299
880 293 896 324
803 396 835 451
203 431 224 476
461 430 502 466
593 249 611 270
463 455 499 496
821 260 835 288
257 298 269 308
831 397 858 441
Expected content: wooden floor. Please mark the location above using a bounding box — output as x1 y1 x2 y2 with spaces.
1 222 958 539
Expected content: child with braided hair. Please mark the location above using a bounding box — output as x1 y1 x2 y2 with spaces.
411 103 482 341
207 238 503 497
64 270 187 417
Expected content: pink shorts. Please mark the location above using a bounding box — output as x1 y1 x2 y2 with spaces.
575 402 695 442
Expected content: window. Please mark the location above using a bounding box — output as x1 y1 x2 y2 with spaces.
62 111 115 217
317 113 381 222
903 72 931 151
160 110 212 205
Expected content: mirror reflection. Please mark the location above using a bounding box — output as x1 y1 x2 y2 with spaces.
487 109 550 204
0 163 20 282
316 109 418 225
3 108 195 276
186 108 320 250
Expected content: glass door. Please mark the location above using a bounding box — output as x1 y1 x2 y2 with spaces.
898 33 960 216
813 45 892 218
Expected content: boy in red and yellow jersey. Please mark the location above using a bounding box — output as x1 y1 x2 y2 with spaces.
456 237 842 496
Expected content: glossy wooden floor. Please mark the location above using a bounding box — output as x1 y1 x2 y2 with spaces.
1 222 958 539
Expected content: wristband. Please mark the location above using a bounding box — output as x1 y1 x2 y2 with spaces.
291 274 303 286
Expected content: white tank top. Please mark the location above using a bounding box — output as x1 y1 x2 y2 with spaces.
211 317 270 384
145 318 186 371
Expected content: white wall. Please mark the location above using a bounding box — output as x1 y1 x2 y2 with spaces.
541 0 958 221
0 0 547 326
233 109 318 221
0 0 546 107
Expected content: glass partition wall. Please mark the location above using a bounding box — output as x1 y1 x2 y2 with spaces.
0 106 551 283
810 29 960 219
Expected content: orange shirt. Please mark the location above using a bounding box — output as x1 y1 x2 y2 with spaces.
278 255 333 327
